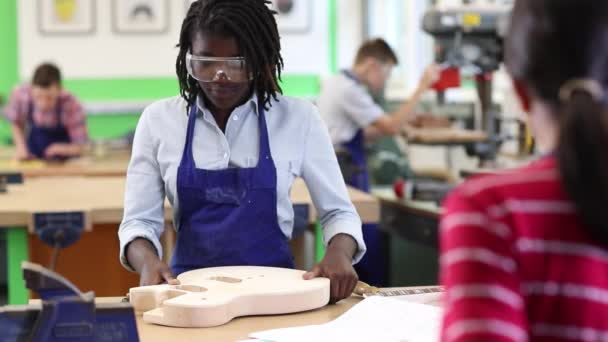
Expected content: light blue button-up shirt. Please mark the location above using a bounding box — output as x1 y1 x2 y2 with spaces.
118 93 366 270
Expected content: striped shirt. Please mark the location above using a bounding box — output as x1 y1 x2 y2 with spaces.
440 156 608 342
4 84 88 143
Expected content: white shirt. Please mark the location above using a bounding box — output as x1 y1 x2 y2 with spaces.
118 94 366 270
317 72 384 145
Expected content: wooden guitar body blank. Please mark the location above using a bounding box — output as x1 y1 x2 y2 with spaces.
129 266 330 328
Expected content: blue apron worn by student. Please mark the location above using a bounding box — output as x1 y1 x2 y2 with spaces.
27 99 71 159
339 70 387 286
170 103 294 275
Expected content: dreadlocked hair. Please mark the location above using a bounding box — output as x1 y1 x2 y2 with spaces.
176 0 283 112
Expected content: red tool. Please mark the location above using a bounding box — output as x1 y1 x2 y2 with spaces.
431 67 461 92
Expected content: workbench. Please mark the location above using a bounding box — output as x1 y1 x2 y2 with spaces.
1 177 379 305
29 287 441 342
403 127 488 145
372 188 441 287
403 126 489 172
0 148 130 178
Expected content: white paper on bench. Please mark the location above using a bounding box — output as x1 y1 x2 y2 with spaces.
248 296 443 342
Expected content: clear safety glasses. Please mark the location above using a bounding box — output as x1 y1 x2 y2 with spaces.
186 53 253 82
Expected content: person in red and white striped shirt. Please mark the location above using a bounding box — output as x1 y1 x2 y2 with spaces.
439 1 608 341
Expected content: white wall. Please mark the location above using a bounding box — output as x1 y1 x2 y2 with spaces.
279 0 329 75
336 0 364 71
18 0 329 80
338 0 434 99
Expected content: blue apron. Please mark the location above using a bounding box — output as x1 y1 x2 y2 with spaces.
26 100 71 159
341 70 386 286
340 70 371 192
341 129 370 192
170 103 295 276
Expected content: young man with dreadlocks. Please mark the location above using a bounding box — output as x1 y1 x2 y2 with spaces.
118 0 365 303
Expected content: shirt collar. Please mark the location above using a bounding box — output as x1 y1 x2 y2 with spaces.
342 69 362 85
196 91 260 118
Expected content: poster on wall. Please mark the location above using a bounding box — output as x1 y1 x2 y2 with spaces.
270 0 312 34
113 0 170 34
38 0 96 35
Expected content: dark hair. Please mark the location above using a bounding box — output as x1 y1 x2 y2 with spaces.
32 63 62 87
176 0 283 110
506 0 608 242
355 38 399 65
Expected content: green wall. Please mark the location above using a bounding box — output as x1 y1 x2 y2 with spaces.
0 0 334 145
0 1 18 97
0 0 18 145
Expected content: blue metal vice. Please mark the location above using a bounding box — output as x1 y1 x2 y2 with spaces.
0 262 139 342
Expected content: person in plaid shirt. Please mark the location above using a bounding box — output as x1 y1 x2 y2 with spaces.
4 63 88 160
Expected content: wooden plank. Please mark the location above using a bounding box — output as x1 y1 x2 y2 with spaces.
0 148 130 178
403 127 488 145
129 267 330 328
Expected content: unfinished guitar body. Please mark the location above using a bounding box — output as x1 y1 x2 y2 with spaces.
129 266 330 328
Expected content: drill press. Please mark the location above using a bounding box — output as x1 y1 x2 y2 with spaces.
422 0 512 163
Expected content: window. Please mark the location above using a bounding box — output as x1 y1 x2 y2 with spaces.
365 0 434 99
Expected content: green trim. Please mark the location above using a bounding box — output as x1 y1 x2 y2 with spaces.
63 74 320 102
280 75 320 98
328 0 338 73
64 78 179 101
314 221 326 263
7 228 28 305
0 74 321 145
87 114 140 140
0 120 11 145
0 0 18 96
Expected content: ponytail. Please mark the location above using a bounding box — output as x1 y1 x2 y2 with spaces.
557 80 608 242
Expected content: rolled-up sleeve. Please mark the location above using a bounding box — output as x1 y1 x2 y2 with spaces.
118 109 166 271
4 86 27 125
300 106 366 264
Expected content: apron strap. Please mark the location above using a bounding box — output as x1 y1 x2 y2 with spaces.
27 101 34 124
257 102 272 162
54 97 63 129
181 104 199 166
342 70 362 84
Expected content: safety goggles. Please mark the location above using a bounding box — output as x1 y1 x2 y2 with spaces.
186 53 253 82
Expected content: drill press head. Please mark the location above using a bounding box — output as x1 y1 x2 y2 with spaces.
422 1 512 73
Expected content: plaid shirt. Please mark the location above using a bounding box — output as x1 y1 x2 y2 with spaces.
4 84 88 143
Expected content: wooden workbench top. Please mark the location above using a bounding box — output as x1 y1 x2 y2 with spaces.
403 126 488 145
0 178 379 228
0 149 130 178
372 187 442 218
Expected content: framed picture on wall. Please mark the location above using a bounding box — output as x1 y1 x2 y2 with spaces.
38 0 96 35
270 0 312 34
112 0 170 35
